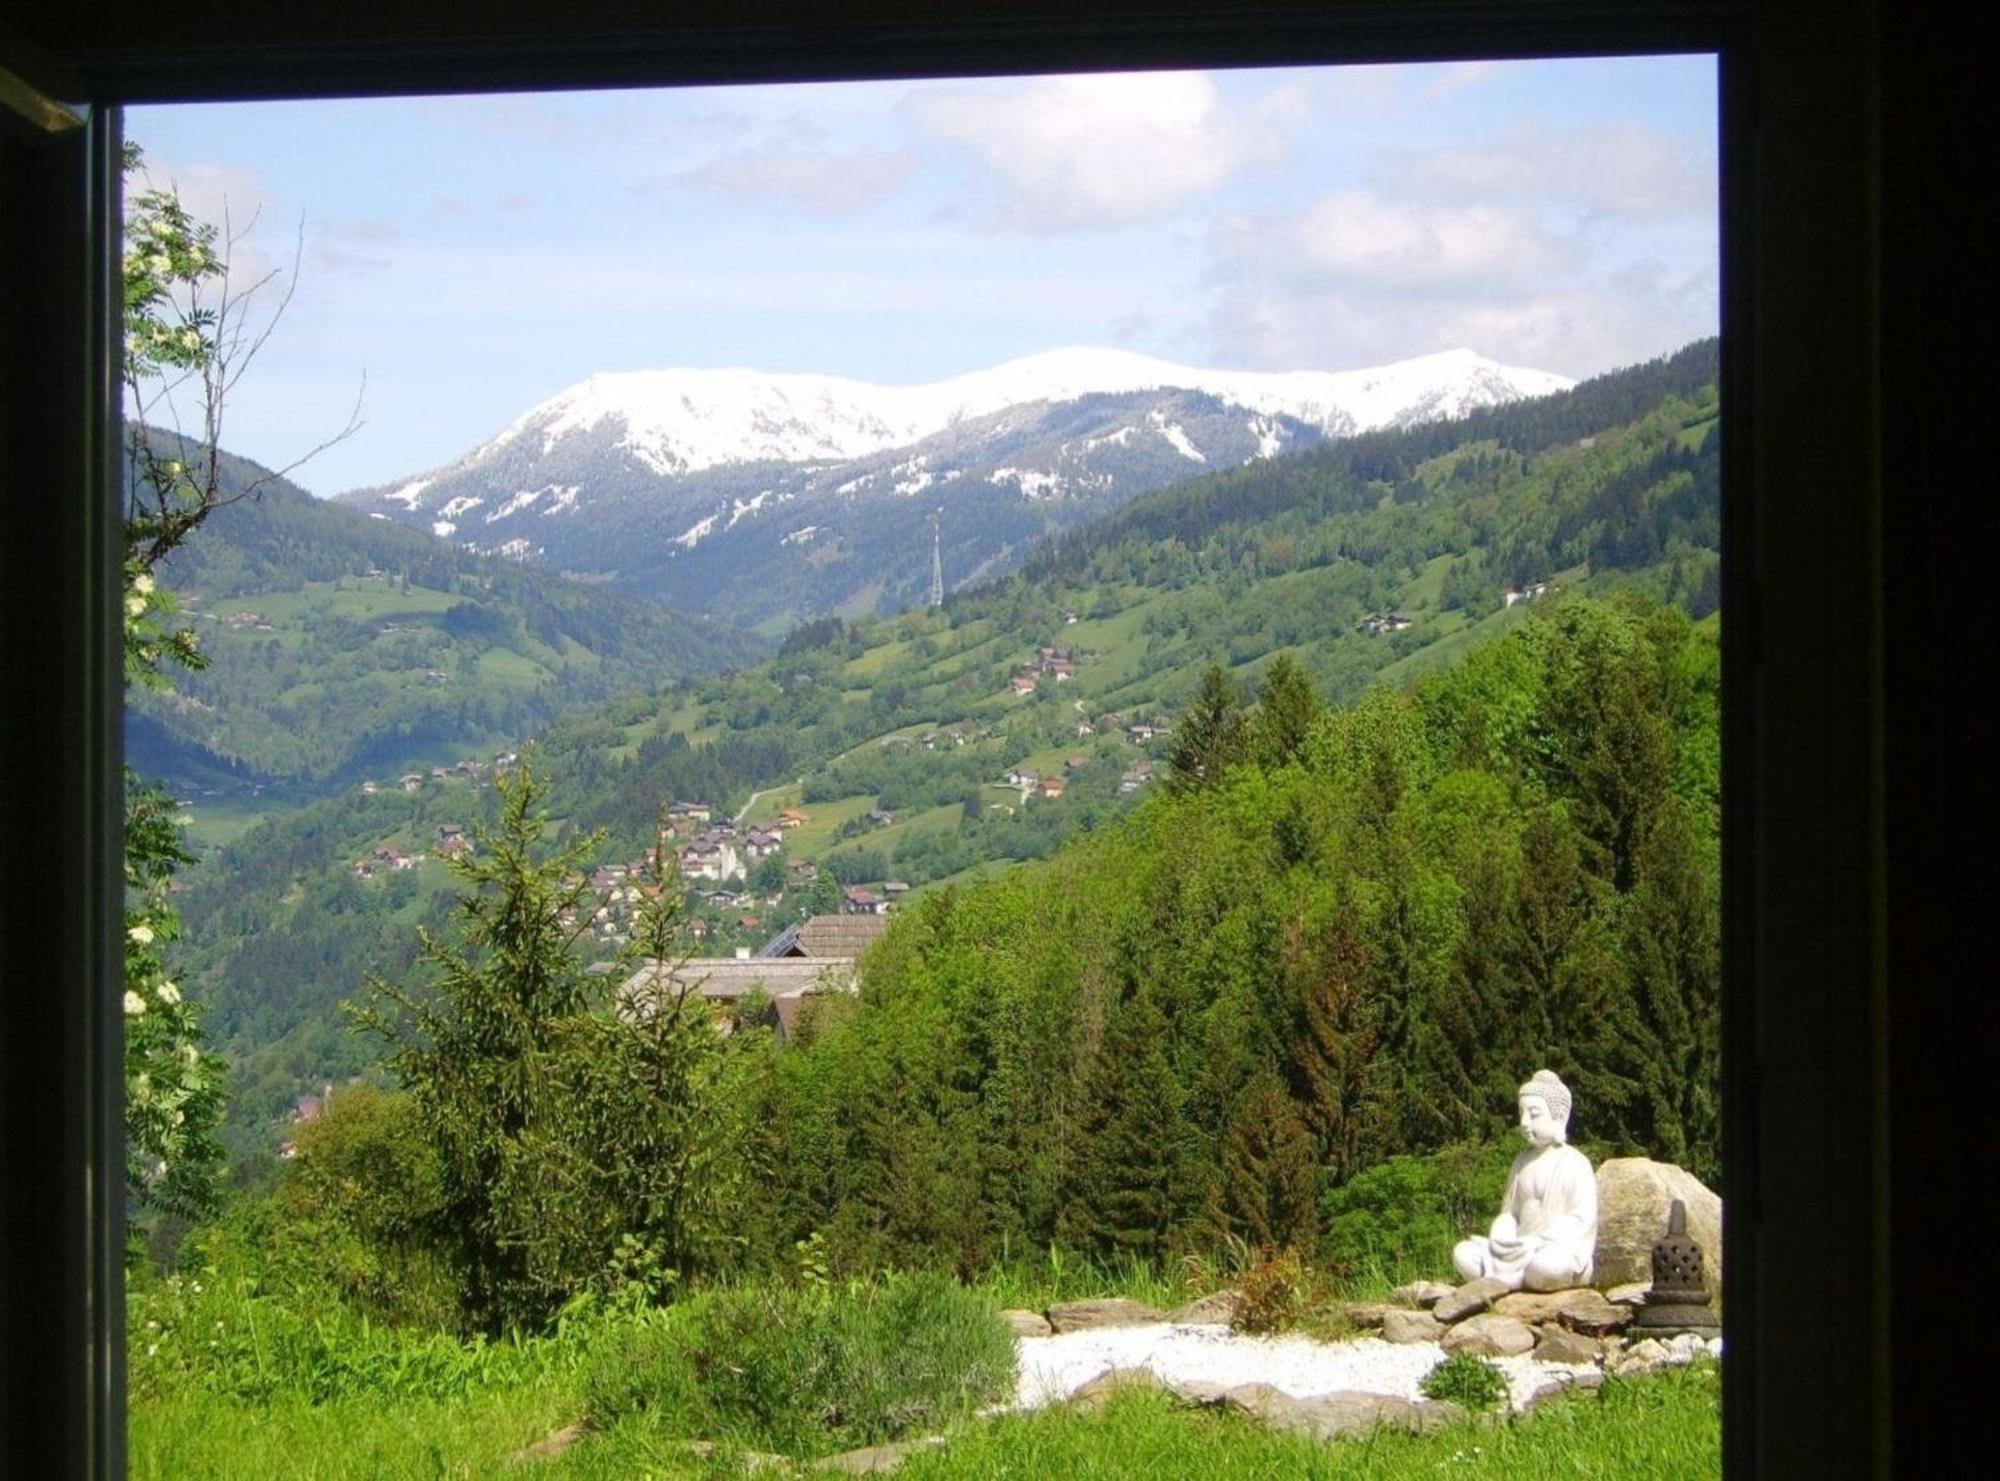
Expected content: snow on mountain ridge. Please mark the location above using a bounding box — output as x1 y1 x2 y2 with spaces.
466 347 1571 482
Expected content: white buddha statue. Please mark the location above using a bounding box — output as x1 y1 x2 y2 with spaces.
1453 1069 1597 1291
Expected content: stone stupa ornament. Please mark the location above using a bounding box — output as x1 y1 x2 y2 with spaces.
1633 1199 1721 1339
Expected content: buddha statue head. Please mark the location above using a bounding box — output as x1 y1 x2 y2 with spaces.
1517 1069 1572 1148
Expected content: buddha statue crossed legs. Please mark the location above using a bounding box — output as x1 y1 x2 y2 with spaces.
1453 1069 1597 1292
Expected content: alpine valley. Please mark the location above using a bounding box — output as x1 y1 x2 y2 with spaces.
337 346 1572 632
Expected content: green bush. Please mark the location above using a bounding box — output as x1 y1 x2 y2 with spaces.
1319 1141 1516 1284
583 1272 1016 1457
1420 1350 1510 1412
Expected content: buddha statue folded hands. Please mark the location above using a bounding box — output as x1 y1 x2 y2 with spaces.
1453 1069 1598 1292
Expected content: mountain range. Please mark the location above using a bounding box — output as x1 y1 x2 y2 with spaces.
337 347 1572 632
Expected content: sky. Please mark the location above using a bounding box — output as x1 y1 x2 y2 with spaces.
130 56 1716 496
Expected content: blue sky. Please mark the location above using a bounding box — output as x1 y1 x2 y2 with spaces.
131 56 1716 496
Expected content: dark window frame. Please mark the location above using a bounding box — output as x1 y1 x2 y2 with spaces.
3 2 1937 1474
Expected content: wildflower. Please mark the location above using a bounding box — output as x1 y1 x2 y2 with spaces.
128 923 155 945
148 253 171 275
126 593 148 619
180 329 200 350
123 991 147 1016
132 573 155 596
157 982 181 1004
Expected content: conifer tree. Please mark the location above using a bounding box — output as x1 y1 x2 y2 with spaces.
350 761 601 1332
1287 925 1382 1183
1167 664 1246 793
1061 990 1187 1260
1250 653 1321 769
1219 1069 1320 1253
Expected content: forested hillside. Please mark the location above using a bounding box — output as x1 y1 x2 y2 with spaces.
174 342 1720 1156
127 441 761 798
736 596 1719 1277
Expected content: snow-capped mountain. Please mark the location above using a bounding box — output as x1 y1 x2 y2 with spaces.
339 348 1570 629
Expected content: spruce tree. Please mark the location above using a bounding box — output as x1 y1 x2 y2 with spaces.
350 761 601 1332
1167 664 1246 793
1219 1069 1320 1253
1250 653 1321 769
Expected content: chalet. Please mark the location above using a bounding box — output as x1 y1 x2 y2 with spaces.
1045 658 1076 681
866 807 894 827
1008 674 1037 696
429 765 450 780
589 866 621 891
619 950 857 1044
360 780 378 796
762 912 889 960
398 773 423 793
744 828 783 860
1126 723 1160 745
351 859 375 880
1502 580 1551 608
1004 768 1040 789
1036 776 1066 799
883 880 910 897
679 840 744 882
1064 755 1091 773
842 885 887 915
777 808 810 829
1360 611 1416 635
672 801 714 824
787 860 820 884
436 834 470 859
436 823 465 844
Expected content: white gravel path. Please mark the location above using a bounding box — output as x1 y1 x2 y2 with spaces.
1014 1322 1602 1415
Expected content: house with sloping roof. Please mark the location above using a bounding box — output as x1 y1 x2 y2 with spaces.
762 912 889 960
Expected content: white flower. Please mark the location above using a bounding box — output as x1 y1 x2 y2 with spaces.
126 594 148 619
180 329 200 350
183 1043 200 1065
123 991 146 1016
157 982 181 1005
128 923 155 945
148 253 171 275
132 573 156 596
146 1343 158 1358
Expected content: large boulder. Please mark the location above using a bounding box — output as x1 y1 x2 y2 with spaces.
1593 1159 1724 1293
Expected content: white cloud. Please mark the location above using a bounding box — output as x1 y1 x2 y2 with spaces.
1377 121 1714 220
911 72 1291 231
1216 190 1576 297
677 146 920 216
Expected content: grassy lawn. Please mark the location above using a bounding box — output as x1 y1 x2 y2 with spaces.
779 794 880 856
131 1357 1720 1479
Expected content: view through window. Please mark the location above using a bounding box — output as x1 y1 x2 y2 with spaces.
122 57 1722 1471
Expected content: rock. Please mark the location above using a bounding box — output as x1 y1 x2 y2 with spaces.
1492 1289 1582 1323
1275 1392 1464 1441
1555 1291 1632 1337
1440 1312 1537 1358
1392 1280 1456 1308
1380 1309 1446 1344
1492 1287 1629 1334
1069 1367 1172 1410
999 1308 1053 1338
1342 1302 1402 1328
1433 1277 1511 1324
1522 1369 1606 1413
1045 1297 1168 1333
507 1421 586 1464
1165 1377 1233 1408
1594 1158 1724 1293
1532 1324 1603 1365
1612 1337 1671 1376
1220 1382 1300 1424
1170 1290 1241 1325
818 1437 943 1474
1605 1282 1651 1306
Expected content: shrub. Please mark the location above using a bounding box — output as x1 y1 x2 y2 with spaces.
583 1272 1016 1457
1230 1247 1312 1335
1420 1350 1510 1412
1318 1141 1515 1283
